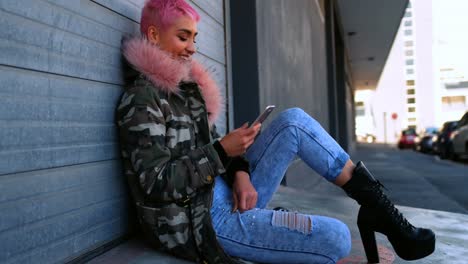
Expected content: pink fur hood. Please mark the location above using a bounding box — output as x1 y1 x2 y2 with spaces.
122 37 223 124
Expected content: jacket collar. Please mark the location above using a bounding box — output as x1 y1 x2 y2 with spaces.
122 37 223 124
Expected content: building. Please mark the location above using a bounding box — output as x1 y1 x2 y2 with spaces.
354 89 377 142
0 0 407 262
433 0 468 124
371 0 468 143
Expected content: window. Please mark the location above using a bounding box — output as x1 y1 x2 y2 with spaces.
406 59 414 65
406 68 414 74
409 125 417 130
408 107 416 112
355 101 365 116
405 41 414 47
407 89 415 95
404 29 413 36
445 80 468 89
405 50 414 56
407 1 412 8
404 11 412 17
440 68 453 72
404 20 412 27
406 80 415 86
441 96 466 110
442 96 465 104
408 118 417 122
407 98 416 104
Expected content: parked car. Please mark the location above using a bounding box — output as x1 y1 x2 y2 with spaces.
450 111 468 160
434 121 458 159
357 133 376 143
398 128 419 149
416 127 438 153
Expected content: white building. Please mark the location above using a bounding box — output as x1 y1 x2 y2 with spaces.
368 0 468 143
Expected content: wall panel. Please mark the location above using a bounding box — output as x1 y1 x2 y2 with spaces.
0 0 228 262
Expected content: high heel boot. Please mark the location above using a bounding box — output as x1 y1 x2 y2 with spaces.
342 162 435 263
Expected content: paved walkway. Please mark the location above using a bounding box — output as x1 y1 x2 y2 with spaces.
88 144 468 264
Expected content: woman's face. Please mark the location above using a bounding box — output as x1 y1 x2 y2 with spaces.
148 16 198 61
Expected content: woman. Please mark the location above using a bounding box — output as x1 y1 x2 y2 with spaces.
117 0 435 263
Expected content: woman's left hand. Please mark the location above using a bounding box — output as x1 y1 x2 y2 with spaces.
232 171 257 213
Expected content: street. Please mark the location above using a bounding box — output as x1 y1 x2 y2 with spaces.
279 143 468 263
287 143 468 214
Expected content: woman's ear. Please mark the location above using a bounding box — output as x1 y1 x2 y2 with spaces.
147 25 160 45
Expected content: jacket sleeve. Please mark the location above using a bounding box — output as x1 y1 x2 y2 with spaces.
118 87 226 202
210 125 251 187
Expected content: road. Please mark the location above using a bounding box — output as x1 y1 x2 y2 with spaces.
287 143 468 214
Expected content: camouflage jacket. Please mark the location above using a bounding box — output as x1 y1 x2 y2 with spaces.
117 37 241 263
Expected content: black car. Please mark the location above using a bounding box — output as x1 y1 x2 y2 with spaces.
434 121 458 159
416 127 438 153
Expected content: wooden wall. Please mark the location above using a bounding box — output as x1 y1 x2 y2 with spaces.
0 0 228 263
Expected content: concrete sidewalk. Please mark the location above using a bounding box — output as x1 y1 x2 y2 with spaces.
89 144 468 264
270 186 468 264
88 185 468 264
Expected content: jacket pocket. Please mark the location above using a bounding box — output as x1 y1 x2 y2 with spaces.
137 203 193 252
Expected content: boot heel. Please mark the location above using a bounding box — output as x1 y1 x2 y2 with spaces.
358 225 379 263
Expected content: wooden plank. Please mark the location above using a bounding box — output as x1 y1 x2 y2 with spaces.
90 0 141 22
0 174 126 233
191 4 226 64
0 0 128 48
191 0 224 25
0 97 116 123
0 11 122 69
0 198 127 261
0 122 117 150
44 0 140 34
0 142 119 175
0 161 122 203
0 66 121 105
0 39 123 85
128 0 145 8
7 218 126 264
0 66 122 174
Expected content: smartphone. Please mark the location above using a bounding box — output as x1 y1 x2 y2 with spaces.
252 105 275 126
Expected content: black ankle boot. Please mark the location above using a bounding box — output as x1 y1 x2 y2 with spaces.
342 161 435 263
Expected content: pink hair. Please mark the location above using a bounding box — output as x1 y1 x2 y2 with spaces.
140 0 200 35
122 37 223 124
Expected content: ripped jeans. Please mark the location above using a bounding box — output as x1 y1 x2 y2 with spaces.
210 108 352 264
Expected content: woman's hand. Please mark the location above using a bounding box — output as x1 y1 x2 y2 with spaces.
232 171 257 213
220 123 261 157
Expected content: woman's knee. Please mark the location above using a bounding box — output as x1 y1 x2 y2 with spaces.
313 216 351 261
280 107 307 119
275 107 313 126
272 108 326 137
330 220 351 260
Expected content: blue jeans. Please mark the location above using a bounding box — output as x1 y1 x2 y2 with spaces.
210 108 352 263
